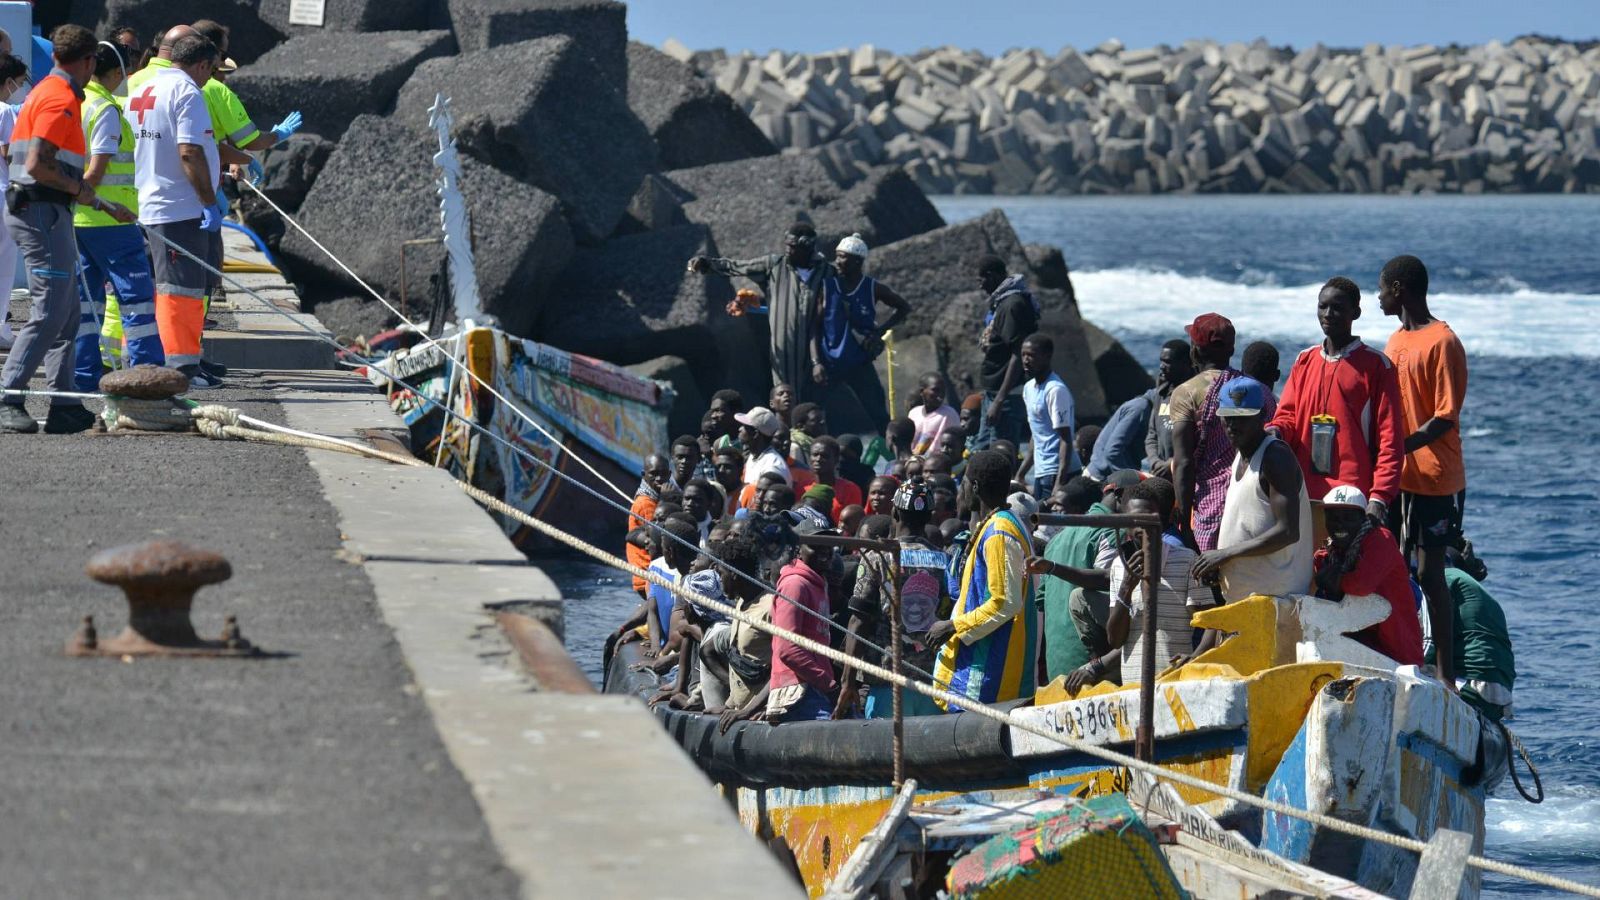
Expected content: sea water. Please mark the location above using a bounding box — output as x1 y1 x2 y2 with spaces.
556 194 1599 896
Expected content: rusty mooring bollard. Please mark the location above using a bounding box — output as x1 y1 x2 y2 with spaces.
69 540 261 658
99 365 193 432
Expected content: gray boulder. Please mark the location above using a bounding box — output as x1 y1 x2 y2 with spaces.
536 224 739 388
444 0 627 86
933 287 1108 422
258 0 434 33
1024 243 1073 294
861 208 1032 339
229 31 455 142
97 0 283 64
255 133 336 212
615 173 688 234
626 42 776 170
1083 320 1155 410
393 36 657 244
281 114 575 337
658 154 944 261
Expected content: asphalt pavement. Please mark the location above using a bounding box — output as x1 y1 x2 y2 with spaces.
0 367 519 898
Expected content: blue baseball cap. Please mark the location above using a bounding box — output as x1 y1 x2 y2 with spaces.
1216 376 1267 417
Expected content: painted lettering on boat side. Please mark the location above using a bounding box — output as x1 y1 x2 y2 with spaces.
1035 693 1133 742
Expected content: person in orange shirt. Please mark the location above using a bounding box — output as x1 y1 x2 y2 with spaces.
0 25 135 434
1380 254 1466 690
625 454 672 597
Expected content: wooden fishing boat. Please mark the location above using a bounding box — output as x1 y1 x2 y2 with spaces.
608 590 1507 898
370 325 673 553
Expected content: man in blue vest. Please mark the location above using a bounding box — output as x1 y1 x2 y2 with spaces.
809 232 909 431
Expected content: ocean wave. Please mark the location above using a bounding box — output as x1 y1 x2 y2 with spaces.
1071 268 1600 358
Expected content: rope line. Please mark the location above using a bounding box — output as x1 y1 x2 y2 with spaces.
163 402 1598 898
238 180 635 505
133 222 933 687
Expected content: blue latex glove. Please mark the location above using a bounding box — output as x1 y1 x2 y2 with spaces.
269 111 302 142
216 190 230 217
247 157 264 185
200 204 222 233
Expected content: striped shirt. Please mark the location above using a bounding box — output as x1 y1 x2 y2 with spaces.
1110 532 1214 685
935 510 1037 711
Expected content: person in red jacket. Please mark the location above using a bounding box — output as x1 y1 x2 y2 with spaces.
1269 277 1404 537
1311 485 1423 666
765 518 839 723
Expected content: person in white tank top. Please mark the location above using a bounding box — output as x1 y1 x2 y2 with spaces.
1193 376 1313 601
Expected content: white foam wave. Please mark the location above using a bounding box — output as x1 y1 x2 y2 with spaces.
1071 268 1600 358
1486 787 1600 850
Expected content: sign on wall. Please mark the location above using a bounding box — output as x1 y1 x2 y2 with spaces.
287 0 326 26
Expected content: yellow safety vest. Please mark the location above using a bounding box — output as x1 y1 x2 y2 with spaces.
74 81 138 228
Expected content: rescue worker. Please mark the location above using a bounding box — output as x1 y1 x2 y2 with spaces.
0 25 135 434
131 33 220 387
72 38 165 391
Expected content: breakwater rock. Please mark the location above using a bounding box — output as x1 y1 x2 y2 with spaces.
220 6 1150 431
674 36 1600 195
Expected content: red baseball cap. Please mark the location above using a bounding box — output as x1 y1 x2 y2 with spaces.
1185 312 1235 351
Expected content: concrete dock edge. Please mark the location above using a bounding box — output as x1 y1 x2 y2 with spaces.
230 240 798 897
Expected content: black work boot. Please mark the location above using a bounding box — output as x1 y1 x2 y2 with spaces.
0 402 38 433
43 404 95 434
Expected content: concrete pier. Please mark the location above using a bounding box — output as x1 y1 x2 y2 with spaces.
0 231 797 898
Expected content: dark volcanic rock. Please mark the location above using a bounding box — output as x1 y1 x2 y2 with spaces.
1083 320 1155 409
98 0 283 64
659 154 944 261
933 287 1108 422
1024 243 1072 293
310 296 400 343
536 224 737 389
615 173 688 234
259 0 434 33
229 31 455 142
444 0 627 86
626 42 776 170
863 208 1032 339
255 133 336 212
281 114 575 337
393 36 657 243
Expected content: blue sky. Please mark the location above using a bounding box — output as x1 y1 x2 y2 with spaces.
628 1 1596 56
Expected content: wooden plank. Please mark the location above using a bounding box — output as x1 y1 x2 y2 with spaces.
822 779 919 900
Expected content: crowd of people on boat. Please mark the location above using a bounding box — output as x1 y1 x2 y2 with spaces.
0 21 301 435
609 227 1515 730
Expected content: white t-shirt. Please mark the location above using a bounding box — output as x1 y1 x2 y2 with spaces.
1023 373 1078 478
87 100 122 156
132 68 218 225
742 446 791 487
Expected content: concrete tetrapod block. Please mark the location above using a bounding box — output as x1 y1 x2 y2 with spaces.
535 224 738 389
1082 319 1156 408
393 36 657 244
230 30 455 143
444 0 627 86
282 114 575 338
258 0 434 33
626 42 776 170
657 154 943 262
628 355 707 440
97 0 283 64
863 208 1033 339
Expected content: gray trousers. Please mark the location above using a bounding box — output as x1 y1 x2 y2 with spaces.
1 201 80 406
690 621 732 710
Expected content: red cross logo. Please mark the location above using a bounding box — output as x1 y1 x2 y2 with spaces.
129 86 157 124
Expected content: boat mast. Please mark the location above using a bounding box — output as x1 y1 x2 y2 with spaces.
427 93 491 331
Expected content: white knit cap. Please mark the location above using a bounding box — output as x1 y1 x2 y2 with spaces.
836 233 869 259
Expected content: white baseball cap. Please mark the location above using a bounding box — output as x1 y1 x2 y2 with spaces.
734 406 783 437
1321 484 1368 509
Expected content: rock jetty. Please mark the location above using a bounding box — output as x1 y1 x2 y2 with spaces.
198 6 1160 430
674 36 1600 195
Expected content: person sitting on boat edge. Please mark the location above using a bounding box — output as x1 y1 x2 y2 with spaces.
1424 544 1515 721
834 478 953 720
1192 376 1313 602
1098 477 1217 689
694 527 775 727
640 516 703 691
927 450 1038 711
625 453 673 598
760 517 839 724
1311 485 1424 666
1028 470 1143 688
